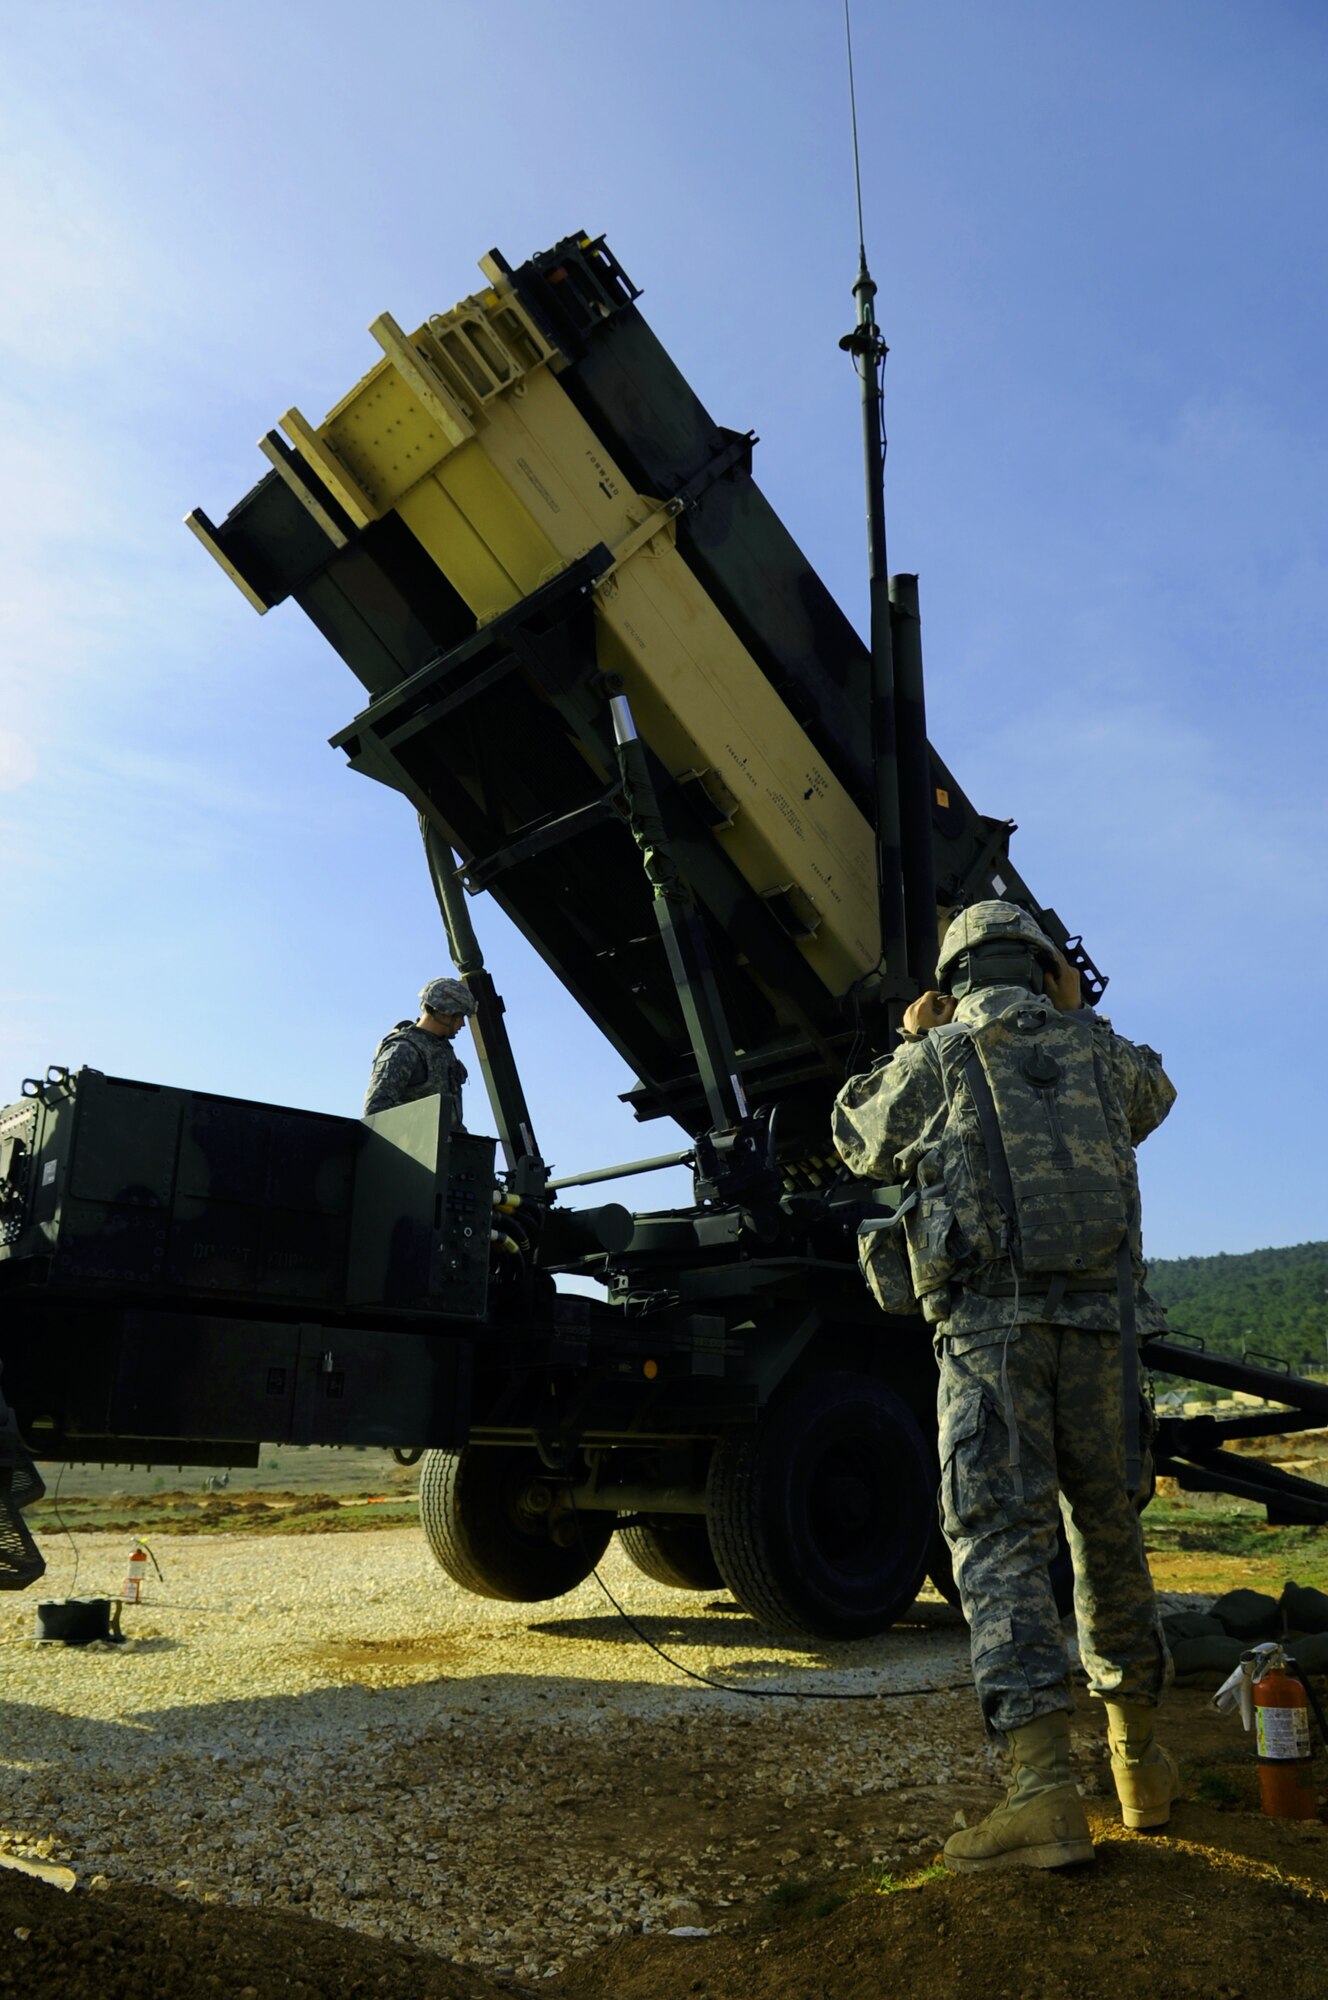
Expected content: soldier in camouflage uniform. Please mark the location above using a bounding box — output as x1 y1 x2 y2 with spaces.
833 902 1179 1871
362 977 477 1129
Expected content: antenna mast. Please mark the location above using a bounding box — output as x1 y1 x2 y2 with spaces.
840 1 907 1002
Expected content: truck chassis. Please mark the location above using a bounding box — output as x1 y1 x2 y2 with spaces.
3 232 1322 1629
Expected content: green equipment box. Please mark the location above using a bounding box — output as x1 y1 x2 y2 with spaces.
0 1069 494 1323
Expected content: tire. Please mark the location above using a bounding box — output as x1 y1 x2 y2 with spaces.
1048 1528 1075 1616
418 1446 612 1602
926 1522 962 1609
927 1519 1076 1619
617 1516 723 1592
705 1372 933 1639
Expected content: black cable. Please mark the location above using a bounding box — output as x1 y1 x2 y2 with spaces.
877 351 889 472
844 976 868 1082
844 970 885 1081
1290 1663 1328 1755
568 1488 971 1703
48 1460 79 1595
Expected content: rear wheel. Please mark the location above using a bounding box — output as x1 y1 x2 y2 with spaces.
418 1446 612 1602
617 1516 723 1592
705 1372 933 1639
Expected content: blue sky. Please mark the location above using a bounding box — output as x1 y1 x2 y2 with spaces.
1 0 1324 1257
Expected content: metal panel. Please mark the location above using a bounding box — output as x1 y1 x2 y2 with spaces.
289 1326 472 1449
68 1074 181 1207
348 1098 494 1319
4 1074 367 1313
108 1313 301 1441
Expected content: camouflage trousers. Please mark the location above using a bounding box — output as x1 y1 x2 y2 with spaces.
937 1320 1170 1736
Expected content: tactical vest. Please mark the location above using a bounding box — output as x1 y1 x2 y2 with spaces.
370 1023 467 1125
905 999 1130 1311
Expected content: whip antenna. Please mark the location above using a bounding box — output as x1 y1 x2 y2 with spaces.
839 5 938 1004
845 0 868 263
839 0 909 1003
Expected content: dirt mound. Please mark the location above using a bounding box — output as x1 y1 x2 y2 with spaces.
0 1872 505 2000
5 1796 1327 2000
555 1817 1328 2000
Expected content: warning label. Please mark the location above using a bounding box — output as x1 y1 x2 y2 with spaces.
1256 1705 1311 1760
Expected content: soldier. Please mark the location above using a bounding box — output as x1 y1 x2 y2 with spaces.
362 977 477 1129
833 901 1179 1872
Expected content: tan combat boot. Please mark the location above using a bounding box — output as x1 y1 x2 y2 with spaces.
943 1711 1094 1873
1105 1701 1180 1831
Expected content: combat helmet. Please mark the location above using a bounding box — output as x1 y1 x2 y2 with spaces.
935 901 1059 998
419 976 477 1017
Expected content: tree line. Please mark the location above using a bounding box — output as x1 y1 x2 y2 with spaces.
1147 1240 1328 1375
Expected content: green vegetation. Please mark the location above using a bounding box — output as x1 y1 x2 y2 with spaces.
869 1864 947 1895
765 1868 945 1927
26 1490 420 1537
1148 1240 1328 1374
1143 1499 1328 1590
1195 1771 1243 1808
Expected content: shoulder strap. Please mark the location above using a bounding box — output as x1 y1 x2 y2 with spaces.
956 1044 1017 1238
920 1021 1017 1248
1117 1234 1142 1493
923 1022 966 1099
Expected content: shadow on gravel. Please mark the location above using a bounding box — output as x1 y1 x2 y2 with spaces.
527 1596 966 1653
0 1649 971 1771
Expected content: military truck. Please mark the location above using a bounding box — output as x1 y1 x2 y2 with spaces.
3 232 1325 1633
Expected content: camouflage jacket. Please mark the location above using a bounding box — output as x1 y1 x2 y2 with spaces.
832 985 1176 1334
362 1021 467 1129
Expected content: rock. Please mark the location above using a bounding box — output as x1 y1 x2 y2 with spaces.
1162 1610 1228 1641
1209 1589 1280 1639
1170 1634 1247 1680
1282 1582 1328 1636
1284 1632 1328 1674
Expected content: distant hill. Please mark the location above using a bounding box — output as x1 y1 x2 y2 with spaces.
1147 1240 1328 1374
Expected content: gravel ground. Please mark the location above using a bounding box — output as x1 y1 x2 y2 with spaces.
2 1528 993 1983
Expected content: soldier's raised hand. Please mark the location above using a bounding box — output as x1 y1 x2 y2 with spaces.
903 990 957 1035
1045 952 1083 1012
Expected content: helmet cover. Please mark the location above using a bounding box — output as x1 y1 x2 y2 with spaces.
419 976 477 1017
935 901 1058 989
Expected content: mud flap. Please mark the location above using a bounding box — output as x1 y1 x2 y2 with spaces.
0 1384 46 1591
0 1466 45 1590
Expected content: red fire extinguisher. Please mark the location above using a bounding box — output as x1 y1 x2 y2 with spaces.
123 1541 151 1604
1252 1647 1317 1821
